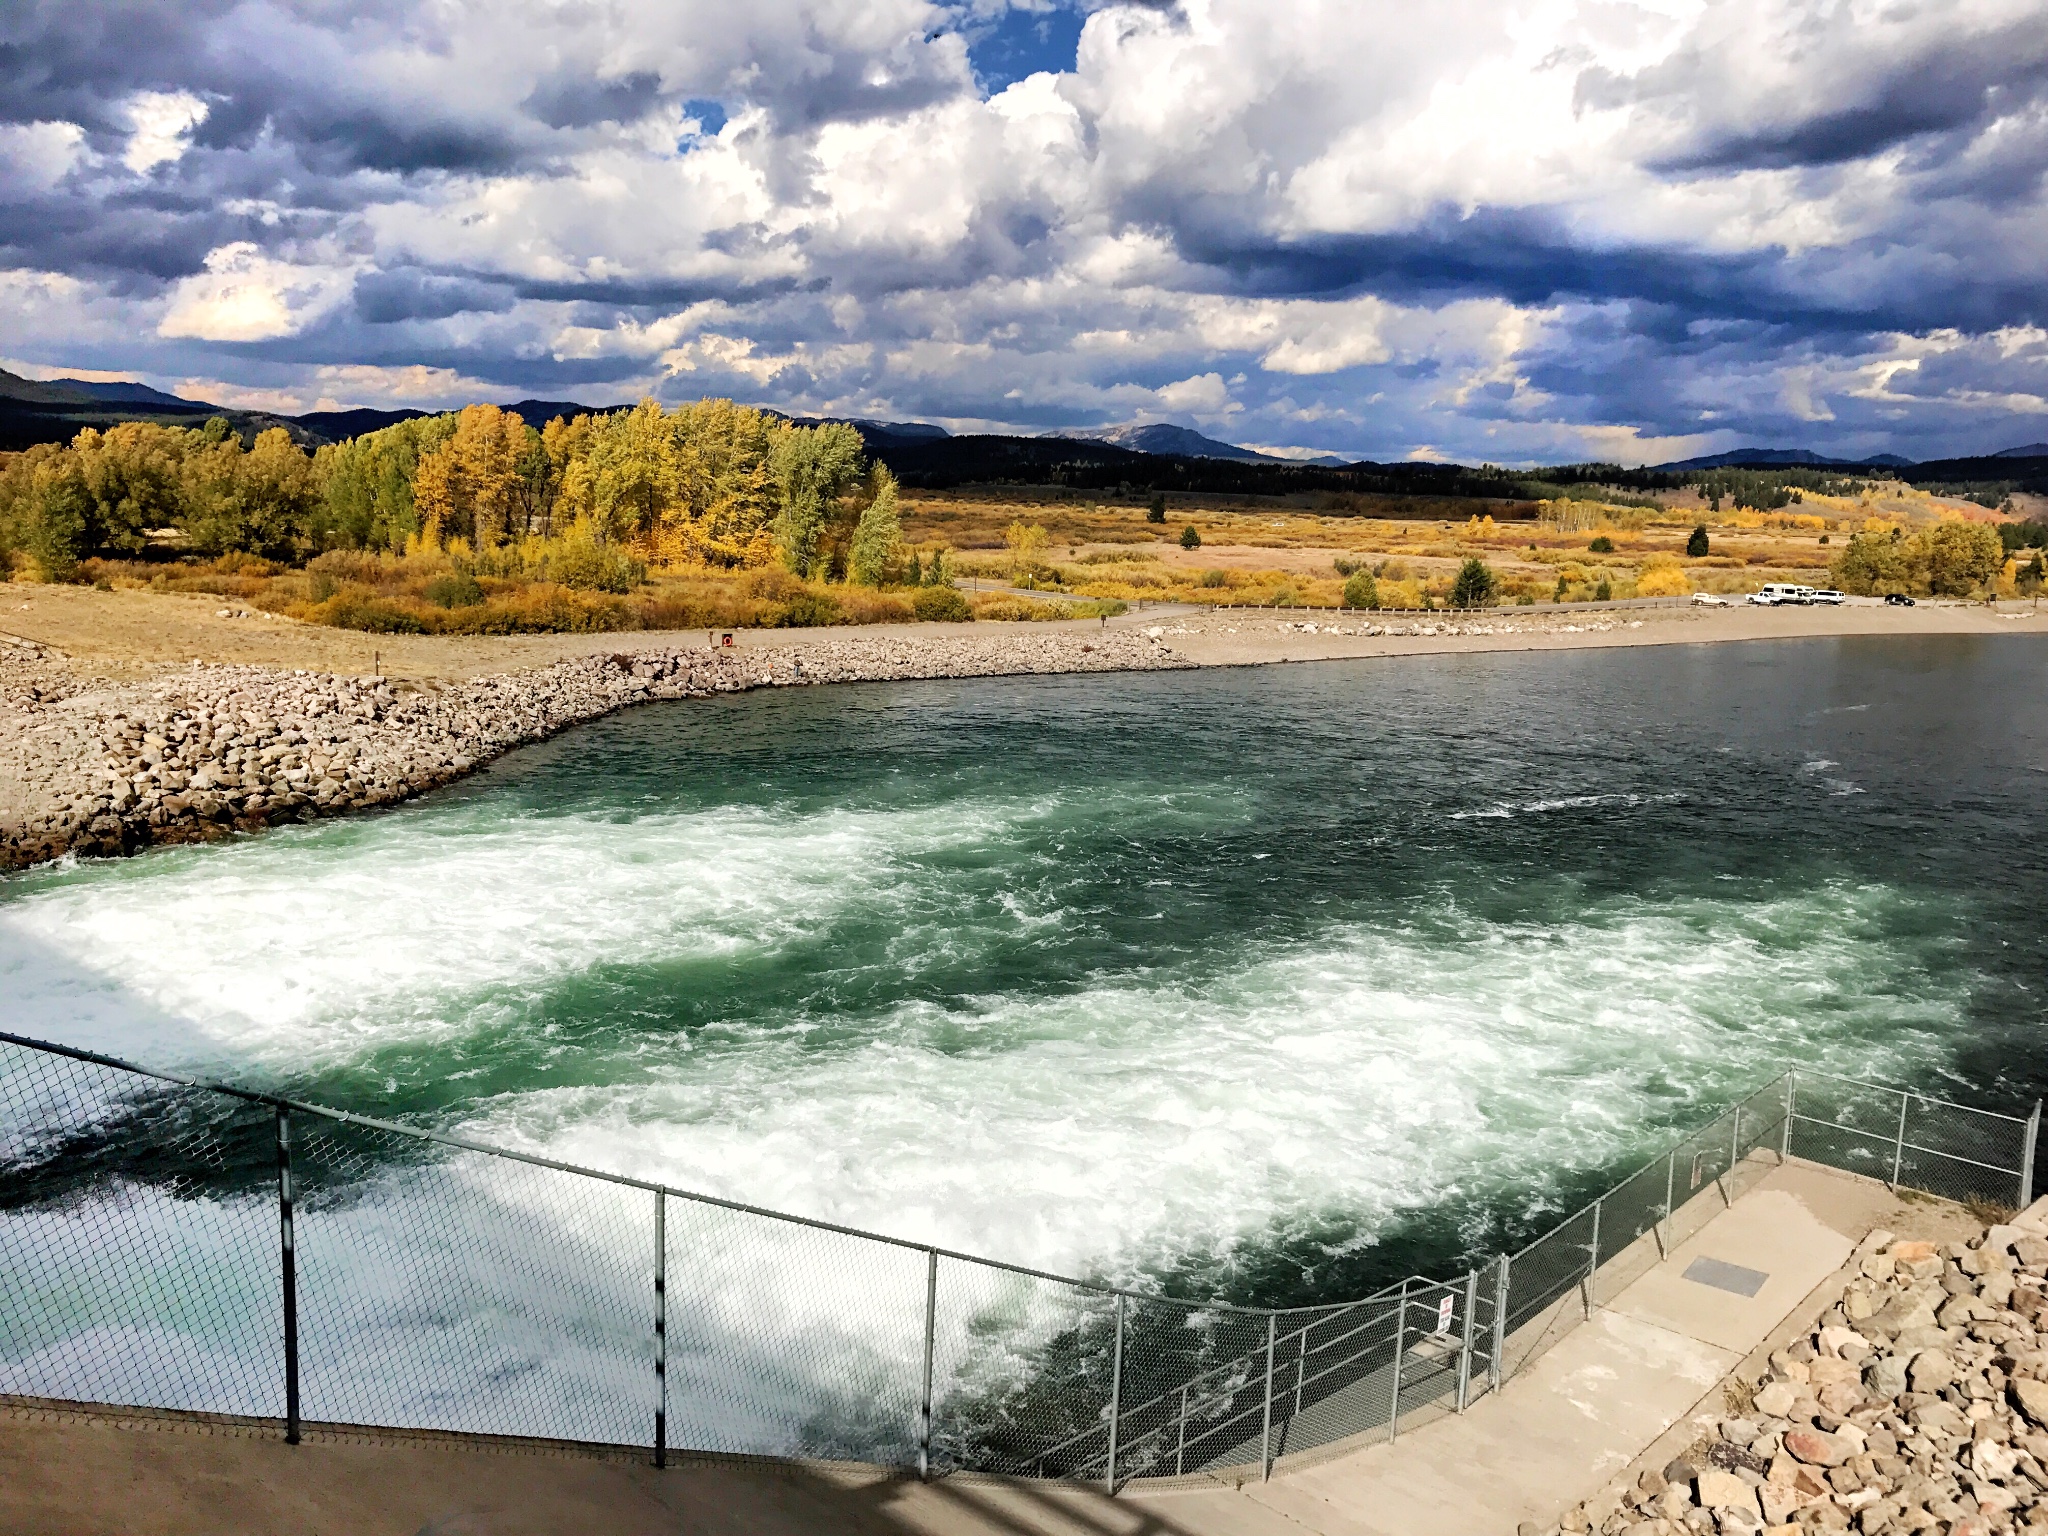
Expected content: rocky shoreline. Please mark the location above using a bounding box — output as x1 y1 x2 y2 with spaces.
1547 1207 2048 1536
0 630 1188 871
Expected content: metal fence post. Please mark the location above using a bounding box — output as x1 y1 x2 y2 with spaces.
1489 1255 1508 1392
1175 1383 1188 1477
919 1249 937 1482
1583 1198 1602 1318
1104 1293 1124 1495
1291 1325 1306 1422
1660 1149 1676 1258
1388 1282 1409 1442
1890 1091 1909 1190
1781 1071 1797 1162
274 1106 299 1447
653 1191 667 1468
2023 1103 2042 1209
1456 1269 1477 1412
1730 1104 1743 1175
1260 1313 1276 1480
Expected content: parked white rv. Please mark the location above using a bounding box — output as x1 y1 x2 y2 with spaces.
1749 584 1816 605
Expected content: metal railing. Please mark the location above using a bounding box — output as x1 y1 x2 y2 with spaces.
0 1029 2036 1491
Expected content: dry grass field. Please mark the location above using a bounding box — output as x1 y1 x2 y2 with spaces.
897 481 1997 609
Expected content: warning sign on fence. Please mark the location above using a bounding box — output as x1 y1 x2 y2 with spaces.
1435 1294 1455 1335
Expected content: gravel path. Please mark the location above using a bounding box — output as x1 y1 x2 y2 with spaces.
0 630 1188 871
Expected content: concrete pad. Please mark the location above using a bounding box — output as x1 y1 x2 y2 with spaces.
1138 1309 1737 1536
1609 1187 1853 1354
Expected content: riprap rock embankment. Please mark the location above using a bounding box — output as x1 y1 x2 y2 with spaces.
1546 1210 2048 1536
1 630 1187 870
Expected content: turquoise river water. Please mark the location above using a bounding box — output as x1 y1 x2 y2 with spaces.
5 633 2048 1313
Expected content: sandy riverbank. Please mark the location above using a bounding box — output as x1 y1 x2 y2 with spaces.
3 583 2044 871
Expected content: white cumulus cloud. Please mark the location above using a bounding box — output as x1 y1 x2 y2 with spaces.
157 244 357 342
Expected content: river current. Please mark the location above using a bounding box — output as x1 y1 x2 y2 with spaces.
6 633 2048 1311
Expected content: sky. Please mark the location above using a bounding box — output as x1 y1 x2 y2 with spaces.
3 0 2048 466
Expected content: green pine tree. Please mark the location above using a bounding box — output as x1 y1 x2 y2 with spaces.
1450 557 1496 608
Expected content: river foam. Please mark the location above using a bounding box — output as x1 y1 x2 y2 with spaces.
0 784 1958 1287
8 642 2044 1454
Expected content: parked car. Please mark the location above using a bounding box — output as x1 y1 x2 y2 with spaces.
1884 592 1916 606
1750 584 1816 605
1691 593 1732 606
1809 589 1846 605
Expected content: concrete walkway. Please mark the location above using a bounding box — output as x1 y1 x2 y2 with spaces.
0 1161 1975 1536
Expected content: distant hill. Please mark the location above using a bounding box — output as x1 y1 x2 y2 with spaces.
0 366 312 453
1653 448 1911 471
1066 423 1274 462
1995 443 2048 459
1055 421 1350 466
290 406 434 439
0 369 206 411
0 373 634 452
772 413 950 453
293 399 620 440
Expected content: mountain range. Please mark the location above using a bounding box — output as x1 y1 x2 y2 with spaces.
1648 448 1915 471
1057 421 1352 467
4 368 2046 494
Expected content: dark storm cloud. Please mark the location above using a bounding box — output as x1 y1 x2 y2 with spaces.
0 1 236 130
1585 19 2048 174
1168 197 2048 343
523 72 667 132
350 269 515 324
6 0 2048 461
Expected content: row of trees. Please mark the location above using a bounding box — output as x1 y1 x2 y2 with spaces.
0 419 320 577
0 399 906 585
1827 521 2005 597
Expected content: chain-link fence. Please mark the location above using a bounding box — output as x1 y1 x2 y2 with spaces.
1 1030 2037 1492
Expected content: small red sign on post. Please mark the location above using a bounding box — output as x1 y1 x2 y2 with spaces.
1435 1294 1455 1335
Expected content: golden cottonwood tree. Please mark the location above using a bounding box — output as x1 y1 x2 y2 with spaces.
411 404 531 547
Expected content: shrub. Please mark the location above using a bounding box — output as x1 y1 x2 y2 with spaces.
911 585 972 622
1146 495 1166 524
313 592 427 633
1636 565 1692 598
743 567 808 602
1588 535 1615 553
1342 570 1379 608
1449 557 1497 608
1686 525 1710 557
424 573 485 608
835 589 915 624
974 594 1072 620
771 589 841 627
1180 525 1201 549
548 530 643 592
1200 568 1229 588
1594 577 1612 602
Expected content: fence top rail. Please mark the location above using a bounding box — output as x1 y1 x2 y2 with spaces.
1791 1066 2030 1126
0 1027 1406 1319
6 1030 2025 1337
1507 1076 1795 1265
